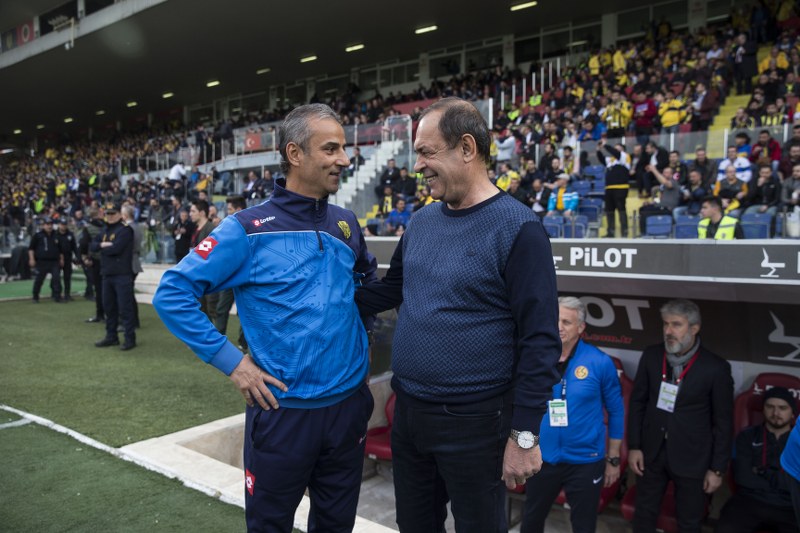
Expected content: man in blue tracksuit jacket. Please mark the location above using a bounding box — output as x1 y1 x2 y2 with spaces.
153 104 377 533
523 297 624 533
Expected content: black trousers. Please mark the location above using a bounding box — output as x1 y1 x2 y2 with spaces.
131 272 139 328
605 188 629 236
102 274 135 345
62 262 72 297
632 447 707 533
791 474 800 531
522 459 606 533
89 260 104 319
715 492 799 533
33 259 61 300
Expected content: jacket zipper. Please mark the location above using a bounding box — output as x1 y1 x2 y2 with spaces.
314 199 324 251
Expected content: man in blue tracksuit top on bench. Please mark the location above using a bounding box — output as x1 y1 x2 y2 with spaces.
153 104 377 533
522 296 624 533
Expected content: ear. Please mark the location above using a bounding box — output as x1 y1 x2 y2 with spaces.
285 141 303 169
690 323 700 337
461 134 478 163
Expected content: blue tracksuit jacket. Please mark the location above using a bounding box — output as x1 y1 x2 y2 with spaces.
153 179 377 408
540 340 625 464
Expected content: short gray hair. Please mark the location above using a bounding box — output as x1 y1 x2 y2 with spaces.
121 204 135 219
278 103 341 174
558 296 586 324
660 299 701 326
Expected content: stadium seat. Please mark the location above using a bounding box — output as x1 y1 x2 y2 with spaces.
742 222 770 239
583 165 606 180
364 393 396 461
578 198 604 222
543 215 565 238
563 215 588 238
572 180 592 197
644 215 673 238
674 221 698 239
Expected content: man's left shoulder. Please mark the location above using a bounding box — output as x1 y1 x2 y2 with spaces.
698 345 732 371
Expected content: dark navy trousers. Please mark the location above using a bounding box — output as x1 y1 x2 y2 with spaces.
102 274 135 345
391 389 512 533
243 383 373 533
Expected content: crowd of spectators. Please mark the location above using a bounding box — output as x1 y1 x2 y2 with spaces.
6 6 800 245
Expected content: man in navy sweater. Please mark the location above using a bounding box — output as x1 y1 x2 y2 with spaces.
356 97 561 532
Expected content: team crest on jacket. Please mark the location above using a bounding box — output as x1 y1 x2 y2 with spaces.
194 237 218 260
337 220 351 239
574 366 589 379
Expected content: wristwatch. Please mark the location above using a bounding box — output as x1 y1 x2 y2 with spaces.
509 429 539 449
606 456 621 467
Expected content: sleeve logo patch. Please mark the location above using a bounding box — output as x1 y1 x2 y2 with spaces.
337 220 351 239
194 237 218 259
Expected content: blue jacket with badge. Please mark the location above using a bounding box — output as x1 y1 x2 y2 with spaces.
153 179 377 409
540 339 625 464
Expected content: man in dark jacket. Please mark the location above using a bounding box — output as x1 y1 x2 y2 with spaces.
744 166 782 220
55 218 79 301
91 202 136 351
80 207 106 321
28 217 63 303
715 387 799 533
628 299 733 533
732 33 758 95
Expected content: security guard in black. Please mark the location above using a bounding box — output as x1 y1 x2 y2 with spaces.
56 219 79 300
28 218 63 302
91 203 136 350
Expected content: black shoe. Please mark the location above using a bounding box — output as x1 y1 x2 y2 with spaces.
95 338 119 347
120 343 136 351
54 299 65 303
85 317 104 323
32 297 39 303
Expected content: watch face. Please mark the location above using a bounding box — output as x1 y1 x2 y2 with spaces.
518 431 535 449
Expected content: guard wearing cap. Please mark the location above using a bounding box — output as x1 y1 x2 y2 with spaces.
91 202 136 350
80 206 106 322
56 218 79 302
28 217 64 303
717 387 799 533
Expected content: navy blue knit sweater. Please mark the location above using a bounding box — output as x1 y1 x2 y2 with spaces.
356 192 561 433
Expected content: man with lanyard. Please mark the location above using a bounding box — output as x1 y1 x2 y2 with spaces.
716 387 799 533
522 297 624 533
628 299 733 533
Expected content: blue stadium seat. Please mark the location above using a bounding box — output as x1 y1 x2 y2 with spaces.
742 222 769 239
583 165 605 179
572 180 592 197
674 222 698 239
741 212 773 226
578 197 604 222
543 215 565 238
563 215 589 238
644 215 673 238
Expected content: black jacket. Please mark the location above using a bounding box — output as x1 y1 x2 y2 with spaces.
733 425 793 507
28 230 60 261
56 230 79 262
91 220 134 276
628 343 734 478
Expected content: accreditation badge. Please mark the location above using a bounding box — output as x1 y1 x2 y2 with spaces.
548 400 568 427
657 382 679 413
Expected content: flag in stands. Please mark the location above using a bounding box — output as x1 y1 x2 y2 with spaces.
245 133 262 151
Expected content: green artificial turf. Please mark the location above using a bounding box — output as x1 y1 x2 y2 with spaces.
0 274 87 300
0 299 244 447
0 422 244 532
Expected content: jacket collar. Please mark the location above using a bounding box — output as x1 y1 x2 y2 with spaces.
272 178 328 222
